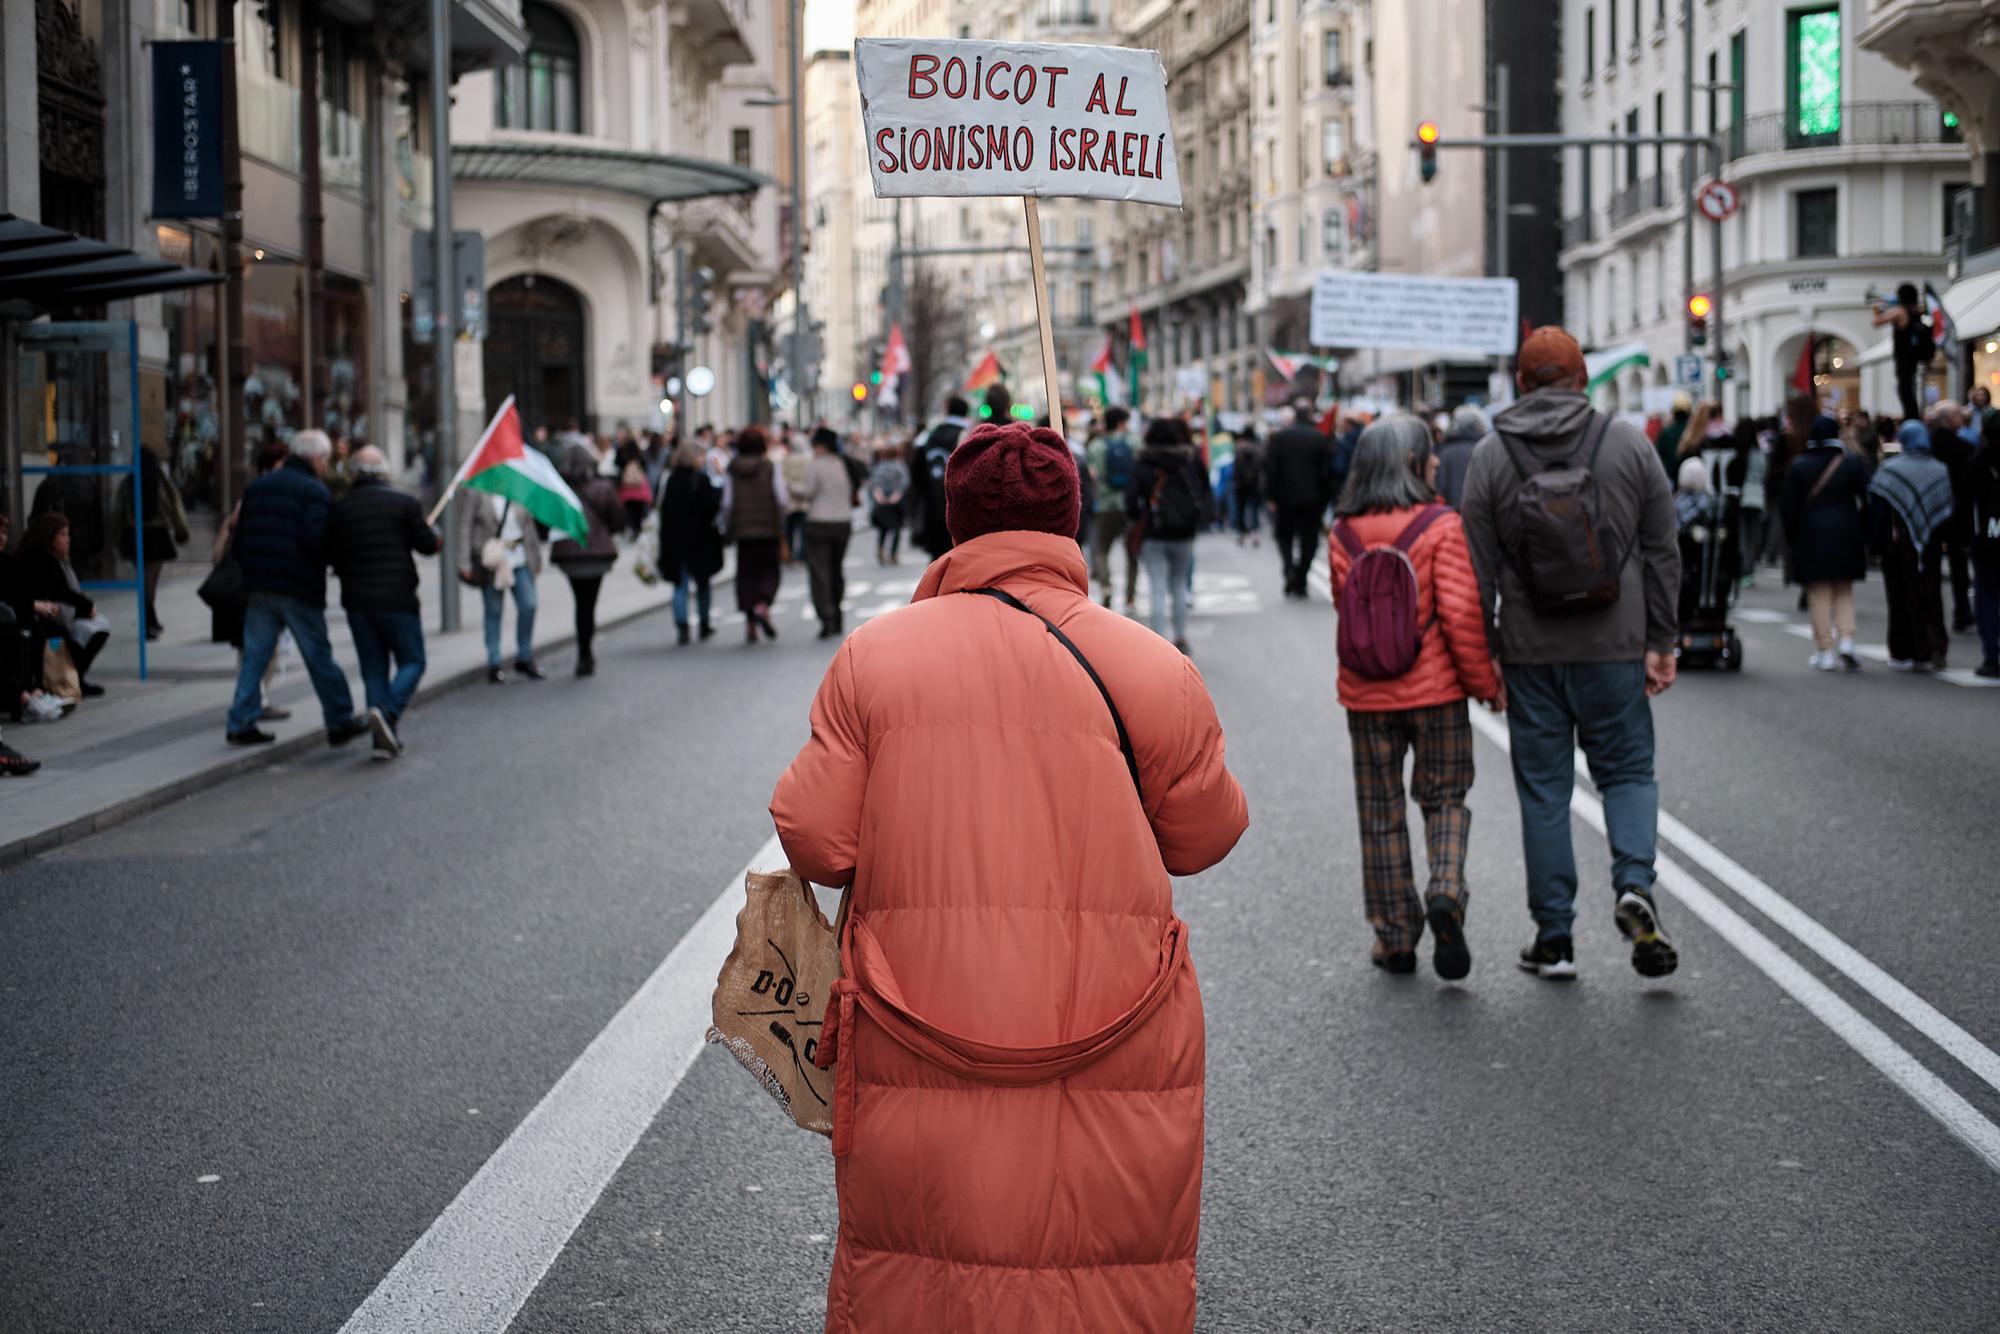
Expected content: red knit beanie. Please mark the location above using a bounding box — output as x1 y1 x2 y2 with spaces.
944 423 1080 545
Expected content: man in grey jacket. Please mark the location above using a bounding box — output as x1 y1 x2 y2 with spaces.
1458 326 1681 982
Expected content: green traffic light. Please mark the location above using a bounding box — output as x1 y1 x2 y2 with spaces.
977 403 994 419
1009 404 1034 421
870 371 884 385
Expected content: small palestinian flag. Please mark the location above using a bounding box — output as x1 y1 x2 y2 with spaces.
448 396 590 543
965 348 1005 393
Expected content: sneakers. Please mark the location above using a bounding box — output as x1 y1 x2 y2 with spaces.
1615 890 1679 977
0 741 40 776
366 707 403 760
226 727 276 746
327 717 371 748
1517 937 1577 981
1807 650 1837 671
1888 658 1917 672
486 666 507 684
1426 898 1471 981
1837 638 1861 671
512 659 547 681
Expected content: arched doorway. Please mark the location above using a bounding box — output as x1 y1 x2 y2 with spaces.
484 275 587 434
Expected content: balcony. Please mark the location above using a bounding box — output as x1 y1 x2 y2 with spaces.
239 61 302 173
321 104 367 197
1727 100 1958 161
1607 174 1667 228
669 0 757 69
1560 212 1594 250
325 0 529 77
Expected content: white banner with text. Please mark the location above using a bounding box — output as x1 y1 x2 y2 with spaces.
1309 271 1520 358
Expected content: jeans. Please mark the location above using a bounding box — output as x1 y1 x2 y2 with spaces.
347 608 426 724
1091 511 1137 606
1504 661 1659 944
785 510 808 563
1141 538 1195 642
675 569 713 628
227 592 353 733
1975 550 2000 664
480 562 537 667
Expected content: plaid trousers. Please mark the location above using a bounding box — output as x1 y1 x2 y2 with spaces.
1346 701 1477 954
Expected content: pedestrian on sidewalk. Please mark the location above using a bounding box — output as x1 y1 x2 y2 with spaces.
1433 404 1486 509
1778 415 1870 672
1870 419 1955 672
799 427 858 640
722 425 787 643
548 447 623 678
116 446 190 641
1265 400 1334 599
1086 406 1139 609
1232 426 1265 547
615 438 652 540
1127 416 1210 653
1329 417 1501 978
1458 326 1682 982
781 434 812 565
14 514 113 700
223 431 367 747
1969 412 2000 678
658 439 723 646
209 442 292 723
327 447 440 757
463 486 547 685
867 444 909 566
771 421 1247 1334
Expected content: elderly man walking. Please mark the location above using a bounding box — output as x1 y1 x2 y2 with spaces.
223 430 367 747
328 447 440 757
1458 327 1683 981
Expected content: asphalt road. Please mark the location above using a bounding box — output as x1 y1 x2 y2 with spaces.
3 532 1997 1333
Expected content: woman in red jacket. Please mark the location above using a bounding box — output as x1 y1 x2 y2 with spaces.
1328 416 1502 979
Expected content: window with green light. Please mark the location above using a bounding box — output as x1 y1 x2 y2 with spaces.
1789 8 1841 140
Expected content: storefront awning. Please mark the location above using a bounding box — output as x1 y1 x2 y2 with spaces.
0 214 223 310
1942 269 2000 342
454 143 769 204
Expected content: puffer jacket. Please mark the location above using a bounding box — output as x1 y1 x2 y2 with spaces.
326 476 440 613
771 530 1249 1334
235 456 332 606
1328 505 1499 711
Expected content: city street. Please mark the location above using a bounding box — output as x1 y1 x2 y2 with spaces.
4 532 1997 1333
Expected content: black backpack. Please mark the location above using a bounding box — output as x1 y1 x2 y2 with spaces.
1498 412 1628 615
1150 462 1206 539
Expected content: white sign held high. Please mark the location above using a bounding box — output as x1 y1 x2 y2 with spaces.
1309 271 1521 359
855 38 1183 207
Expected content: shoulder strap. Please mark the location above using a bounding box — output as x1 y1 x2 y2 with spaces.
1392 504 1449 552
1331 518 1367 559
966 587 1143 804
1804 450 1845 506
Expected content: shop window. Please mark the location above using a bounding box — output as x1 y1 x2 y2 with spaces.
495 2 583 134
1794 188 1838 258
733 128 753 169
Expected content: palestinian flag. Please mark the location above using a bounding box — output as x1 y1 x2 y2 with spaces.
965 348 1005 393
1923 282 1959 362
1128 304 1147 406
449 396 590 543
1086 336 1124 406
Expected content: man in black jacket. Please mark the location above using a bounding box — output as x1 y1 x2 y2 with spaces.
909 395 970 559
329 447 441 757
1263 402 1333 598
224 430 367 747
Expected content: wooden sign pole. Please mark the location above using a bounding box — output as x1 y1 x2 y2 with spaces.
1022 196 1063 428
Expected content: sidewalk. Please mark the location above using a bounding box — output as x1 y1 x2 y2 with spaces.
1 547 687 867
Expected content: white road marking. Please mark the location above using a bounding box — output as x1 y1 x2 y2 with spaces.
1465 708 2000 1172
336 833 786 1334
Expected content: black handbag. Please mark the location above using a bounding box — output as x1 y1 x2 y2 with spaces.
197 550 245 611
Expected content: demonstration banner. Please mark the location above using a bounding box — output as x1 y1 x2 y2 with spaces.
1309 270 1520 360
856 37 1182 417
151 41 226 219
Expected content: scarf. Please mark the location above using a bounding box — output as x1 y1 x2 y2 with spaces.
1868 445 1953 564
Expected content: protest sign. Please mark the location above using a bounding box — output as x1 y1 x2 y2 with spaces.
1309 271 1520 359
855 37 1183 420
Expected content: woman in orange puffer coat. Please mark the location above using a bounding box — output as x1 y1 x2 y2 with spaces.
771 423 1249 1334
1327 415 1502 980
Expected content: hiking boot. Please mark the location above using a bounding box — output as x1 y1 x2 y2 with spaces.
1516 937 1576 981
1426 898 1471 981
1615 890 1679 977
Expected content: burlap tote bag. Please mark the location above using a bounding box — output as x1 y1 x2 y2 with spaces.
707 868 845 1136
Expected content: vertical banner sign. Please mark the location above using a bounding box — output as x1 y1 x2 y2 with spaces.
856 38 1182 420
151 41 226 219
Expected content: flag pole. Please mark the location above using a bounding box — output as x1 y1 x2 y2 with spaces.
1023 196 1063 428
426 395 512 526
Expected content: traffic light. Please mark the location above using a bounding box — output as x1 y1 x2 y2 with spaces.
685 264 716 335
1417 121 1440 185
851 382 868 402
869 370 884 386
1688 293 1712 348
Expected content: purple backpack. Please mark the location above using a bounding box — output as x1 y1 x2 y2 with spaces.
1333 506 1447 680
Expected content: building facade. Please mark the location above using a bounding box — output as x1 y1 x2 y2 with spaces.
450 0 778 437
1558 0 1967 419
